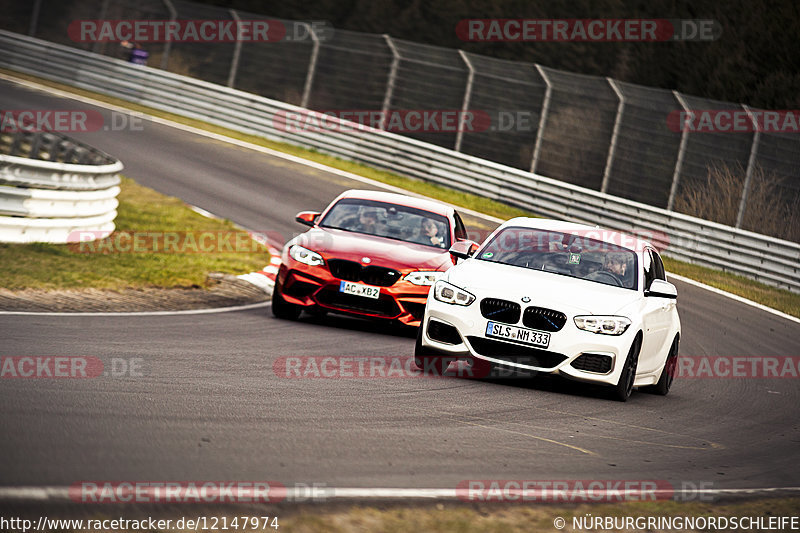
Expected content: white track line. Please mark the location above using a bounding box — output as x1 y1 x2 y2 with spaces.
0 301 270 317
1 72 796 323
0 485 798 502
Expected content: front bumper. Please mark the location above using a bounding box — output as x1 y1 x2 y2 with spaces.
277 261 434 326
421 295 644 386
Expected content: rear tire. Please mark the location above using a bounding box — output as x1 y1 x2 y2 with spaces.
271 282 301 320
612 335 641 402
644 336 679 396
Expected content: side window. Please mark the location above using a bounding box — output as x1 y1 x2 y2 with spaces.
453 212 467 240
651 250 666 281
643 249 655 290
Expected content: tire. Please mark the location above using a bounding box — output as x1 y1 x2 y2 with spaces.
612 335 641 402
644 336 679 396
271 282 301 320
413 326 449 376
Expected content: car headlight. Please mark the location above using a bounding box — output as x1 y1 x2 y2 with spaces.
403 271 443 286
574 315 631 336
433 280 475 306
289 245 324 266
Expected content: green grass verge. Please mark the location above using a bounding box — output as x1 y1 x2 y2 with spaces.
663 257 799 318
0 176 270 290
2 68 798 317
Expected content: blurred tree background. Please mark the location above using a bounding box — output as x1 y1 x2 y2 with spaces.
197 0 800 109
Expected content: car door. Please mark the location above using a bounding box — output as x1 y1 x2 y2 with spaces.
638 248 672 372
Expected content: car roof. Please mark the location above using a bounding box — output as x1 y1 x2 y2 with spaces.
333 189 454 217
500 217 655 252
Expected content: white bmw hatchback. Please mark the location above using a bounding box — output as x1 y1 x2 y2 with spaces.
416 218 681 401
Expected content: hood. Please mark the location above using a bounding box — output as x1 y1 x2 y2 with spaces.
445 258 640 316
291 227 452 271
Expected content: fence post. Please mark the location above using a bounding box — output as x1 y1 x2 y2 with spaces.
601 78 625 194
380 34 400 130
226 10 243 88
92 0 110 55
300 23 320 108
667 91 691 210
160 0 177 71
736 104 761 228
28 0 43 37
530 64 552 174
454 50 475 152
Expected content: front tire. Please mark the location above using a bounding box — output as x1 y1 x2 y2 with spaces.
413 326 449 376
644 336 679 396
271 281 301 320
612 335 641 402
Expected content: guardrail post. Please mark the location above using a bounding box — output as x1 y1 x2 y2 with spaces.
160 0 177 71
736 104 761 228
530 64 552 174
380 35 400 130
300 23 320 108
28 0 42 37
226 9 244 88
667 91 691 211
601 78 625 194
454 50 475 152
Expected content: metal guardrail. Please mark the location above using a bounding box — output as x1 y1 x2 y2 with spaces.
1 31 796 292
0 116 123 243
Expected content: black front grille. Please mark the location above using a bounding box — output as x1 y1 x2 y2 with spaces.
480 298 521 324
316 287 400 317
327 259 400 287
402 301 426 321
571 353 613 374
467 336 567 368
427 320 462 345
522 306 567 332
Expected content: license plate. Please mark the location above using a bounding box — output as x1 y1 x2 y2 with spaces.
339 280 380 299
485 321 550 348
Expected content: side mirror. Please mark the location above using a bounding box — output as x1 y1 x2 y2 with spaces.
449 240 478 261
645 279 677 299
295 211 320 227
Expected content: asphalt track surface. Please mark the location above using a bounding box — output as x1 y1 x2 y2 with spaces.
1 78 800 493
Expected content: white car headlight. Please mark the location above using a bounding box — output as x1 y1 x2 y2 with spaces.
403 271 443 286
289 245 324 266
574 315 631 336
433 280 475 306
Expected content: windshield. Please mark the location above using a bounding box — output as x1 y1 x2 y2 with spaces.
320 199 451 249
476 227 638 290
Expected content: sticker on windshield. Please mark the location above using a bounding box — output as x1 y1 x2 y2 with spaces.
568 253 581 264
482 251 494 259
